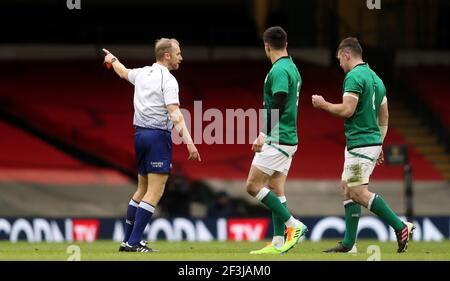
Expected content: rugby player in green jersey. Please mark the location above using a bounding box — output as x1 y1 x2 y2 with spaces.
312 37 415 253
246 26 307 255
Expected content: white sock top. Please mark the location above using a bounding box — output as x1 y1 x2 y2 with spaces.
255 187 270 201
139 201 155 213
285 216 300 228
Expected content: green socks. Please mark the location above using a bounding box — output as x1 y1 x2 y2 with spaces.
342 201 361 248
259 189 292 222
273 199 288 237
369 194 404 232
339 194 404 248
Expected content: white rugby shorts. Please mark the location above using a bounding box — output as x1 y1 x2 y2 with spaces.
341 145 382 187
252 143 297 176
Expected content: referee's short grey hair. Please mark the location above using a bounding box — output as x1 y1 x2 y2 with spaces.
155 38 180 60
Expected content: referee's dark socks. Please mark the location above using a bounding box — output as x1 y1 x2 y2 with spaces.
127 201 155 246
123 199 140 243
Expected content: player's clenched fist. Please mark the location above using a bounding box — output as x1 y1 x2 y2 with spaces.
251 132 266 153
311 95 326 109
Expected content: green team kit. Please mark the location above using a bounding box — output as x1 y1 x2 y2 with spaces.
263 56 301 145
337 62 415 254
249 55 307 255
343 63 386 149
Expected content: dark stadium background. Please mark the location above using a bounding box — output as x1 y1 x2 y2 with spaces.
0 0 449 244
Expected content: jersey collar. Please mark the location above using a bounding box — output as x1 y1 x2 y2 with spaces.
352 62 367 70
273 56 290 65
153 62 169 71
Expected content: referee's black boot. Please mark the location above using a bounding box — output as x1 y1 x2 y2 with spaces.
118 242 127 252
123 240 159 253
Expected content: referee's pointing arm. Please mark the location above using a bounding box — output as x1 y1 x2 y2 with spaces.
103 48 130 80
102 47 201 162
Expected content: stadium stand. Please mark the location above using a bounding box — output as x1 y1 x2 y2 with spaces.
0 61 443 181
395 66 450 180
400 66 450 129
0 120 130 185
0 121 84 170
0 3 259 46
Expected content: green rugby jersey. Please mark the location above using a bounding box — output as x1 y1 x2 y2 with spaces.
263 56 301 145
343 63 386 149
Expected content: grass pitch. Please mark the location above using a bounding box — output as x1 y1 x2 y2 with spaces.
0 240 449 261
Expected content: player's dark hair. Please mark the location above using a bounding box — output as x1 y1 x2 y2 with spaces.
338 37 363 57
263 26 287 50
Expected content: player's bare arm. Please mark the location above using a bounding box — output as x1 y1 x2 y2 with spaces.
377 98 389 165
252 132 266 153
311 93 358 118
102 48 130 81
167 104 201 162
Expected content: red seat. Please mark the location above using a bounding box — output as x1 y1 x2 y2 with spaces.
401 67 450 129
0 61 442 181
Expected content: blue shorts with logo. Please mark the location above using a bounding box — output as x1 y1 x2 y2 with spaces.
134 126 172 175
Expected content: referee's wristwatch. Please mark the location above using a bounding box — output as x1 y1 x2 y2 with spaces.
110 57 117 63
